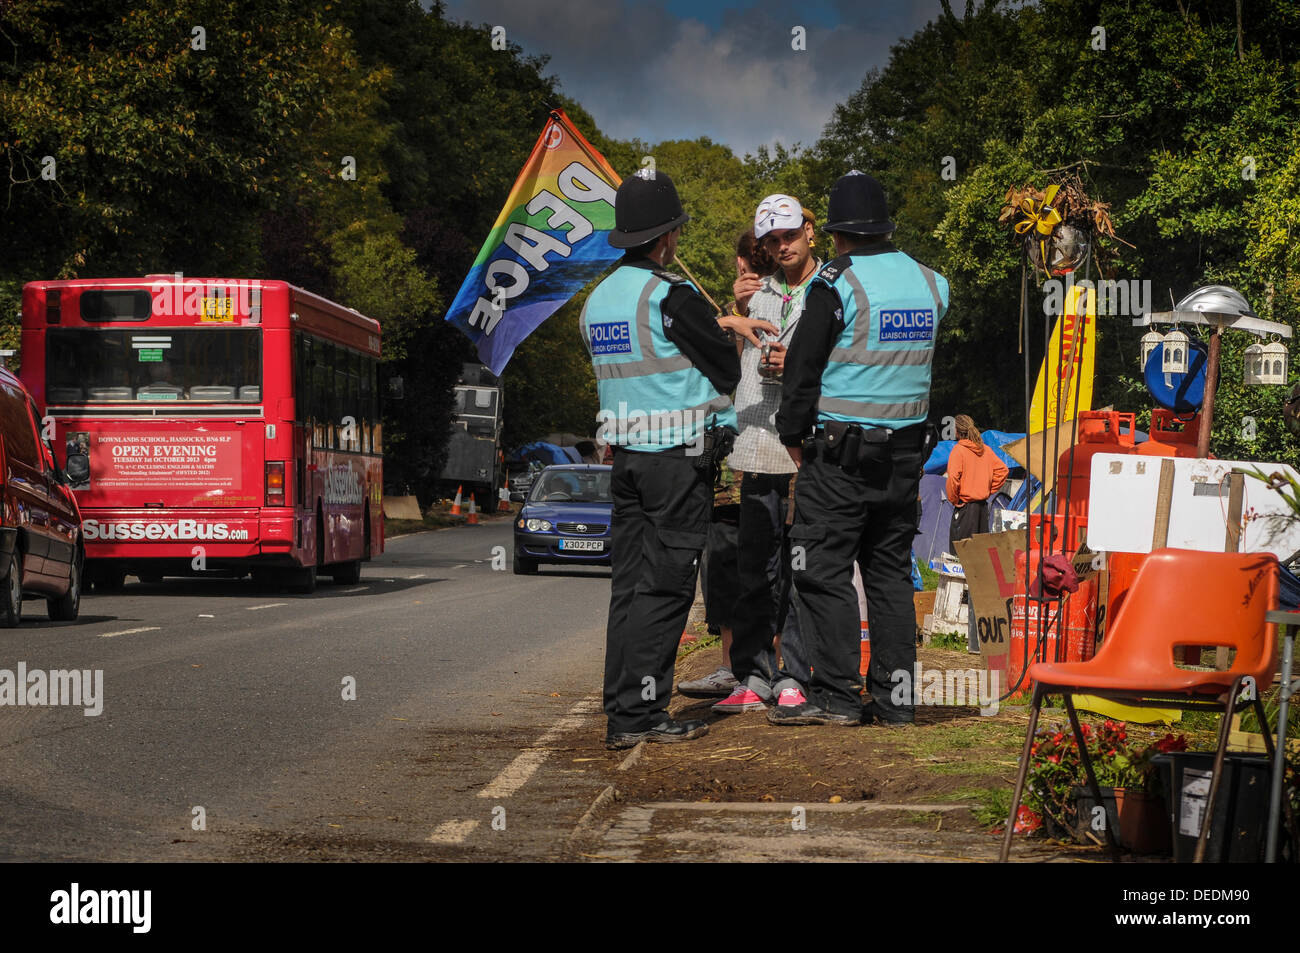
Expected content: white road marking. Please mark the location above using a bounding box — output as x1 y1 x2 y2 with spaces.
99 626 160 638
451 564 467 569
477 697 601 800
246 603 288 611
427 818 480 844
406 574 426 579
342 586 369 593
198 614 214 618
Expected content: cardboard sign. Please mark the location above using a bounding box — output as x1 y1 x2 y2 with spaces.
954 531 1023 664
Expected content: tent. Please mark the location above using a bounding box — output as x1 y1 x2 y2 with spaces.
509 441 582 466
543 433 602 464
923 429 1023 475
915 430 1024 565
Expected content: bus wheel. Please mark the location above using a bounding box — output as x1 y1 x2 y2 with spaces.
0 552 22 628
286 565 317 594
95 568 126 592
48 554 81 622
331 561 362 585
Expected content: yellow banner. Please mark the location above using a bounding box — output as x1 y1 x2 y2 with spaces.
1030 284 1096 431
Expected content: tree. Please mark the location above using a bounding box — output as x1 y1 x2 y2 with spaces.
805 0 1300 469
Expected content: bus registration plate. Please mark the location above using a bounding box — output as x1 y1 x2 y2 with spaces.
559 538 603 552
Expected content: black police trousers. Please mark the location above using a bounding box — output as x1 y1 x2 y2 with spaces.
789 428 925 722
604 448 710 734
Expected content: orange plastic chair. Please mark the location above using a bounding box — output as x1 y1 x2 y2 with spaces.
1000 548 1294 862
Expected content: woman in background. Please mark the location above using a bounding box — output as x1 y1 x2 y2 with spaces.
945 414 1008 552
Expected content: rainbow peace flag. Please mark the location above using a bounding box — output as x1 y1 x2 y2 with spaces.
445 110 622 375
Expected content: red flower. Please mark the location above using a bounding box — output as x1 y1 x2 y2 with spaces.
1014 805 1043 833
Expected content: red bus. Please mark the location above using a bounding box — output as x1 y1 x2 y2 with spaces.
19 275 383 593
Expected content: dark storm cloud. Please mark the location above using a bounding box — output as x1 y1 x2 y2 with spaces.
439 0 958 155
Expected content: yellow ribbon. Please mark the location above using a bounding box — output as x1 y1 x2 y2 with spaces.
1014 183 1062 267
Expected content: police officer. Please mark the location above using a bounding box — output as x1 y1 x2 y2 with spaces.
582 169 743 750
772 171 949 727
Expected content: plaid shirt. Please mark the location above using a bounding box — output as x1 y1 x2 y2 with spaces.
726 262 821 475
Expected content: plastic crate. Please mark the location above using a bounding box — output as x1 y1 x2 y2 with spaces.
1151 752 1284 863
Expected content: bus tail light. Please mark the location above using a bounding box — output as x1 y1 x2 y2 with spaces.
266 461 285 506
45 289 62 324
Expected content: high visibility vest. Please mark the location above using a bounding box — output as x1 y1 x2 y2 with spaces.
581 264 736 453
815 250 948 430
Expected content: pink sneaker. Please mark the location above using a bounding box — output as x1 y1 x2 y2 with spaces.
777 687 808 707
712 687 768 713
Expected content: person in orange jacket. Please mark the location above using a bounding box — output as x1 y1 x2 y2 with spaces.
945 414 1008 553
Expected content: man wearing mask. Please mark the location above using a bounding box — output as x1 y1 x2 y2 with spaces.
711 195 819 714
773 171 949 727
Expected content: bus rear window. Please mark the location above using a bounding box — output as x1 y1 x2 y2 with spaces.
46 328 262 403
79 290 153 322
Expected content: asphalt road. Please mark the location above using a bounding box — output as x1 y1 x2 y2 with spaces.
0 520 614 861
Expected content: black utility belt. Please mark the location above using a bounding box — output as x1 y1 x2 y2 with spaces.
613 427 736 472
810 421 924 468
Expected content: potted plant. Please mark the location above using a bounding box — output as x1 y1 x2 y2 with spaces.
1090 721 1185 853
1021 720 1186 852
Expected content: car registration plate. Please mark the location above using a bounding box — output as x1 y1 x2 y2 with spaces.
559 538 604 552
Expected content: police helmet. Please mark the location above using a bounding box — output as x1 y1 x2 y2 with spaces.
822 170 895 237
609 169 690 249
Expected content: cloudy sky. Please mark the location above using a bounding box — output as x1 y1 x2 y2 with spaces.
438 0 965 156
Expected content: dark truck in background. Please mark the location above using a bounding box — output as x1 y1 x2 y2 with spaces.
440 363 503 508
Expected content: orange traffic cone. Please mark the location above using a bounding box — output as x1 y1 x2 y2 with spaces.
466 496 480 525
498 475 512 512
450 485 463 516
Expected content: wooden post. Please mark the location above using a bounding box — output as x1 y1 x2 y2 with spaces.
1152 459 1184 664
1218 471 1246 670
1196 327 1222 458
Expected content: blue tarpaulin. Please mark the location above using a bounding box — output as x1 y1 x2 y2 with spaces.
924 429 1024 475
510 441 581 465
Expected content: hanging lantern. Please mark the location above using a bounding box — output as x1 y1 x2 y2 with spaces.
1140 330 1164 369
1244 341 1265 385
1162 329 1190 374
1260 340 1288 385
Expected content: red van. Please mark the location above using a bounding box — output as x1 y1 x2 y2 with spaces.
0 366 82 625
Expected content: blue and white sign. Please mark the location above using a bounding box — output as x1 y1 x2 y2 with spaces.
589 321 632 356
879 309 934 342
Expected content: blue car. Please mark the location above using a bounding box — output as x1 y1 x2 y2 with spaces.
513 464 612 574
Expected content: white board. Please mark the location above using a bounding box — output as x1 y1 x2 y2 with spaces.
1086 453 1300 559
